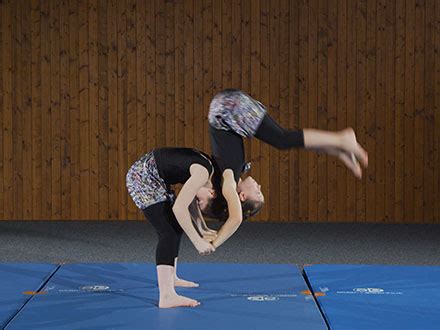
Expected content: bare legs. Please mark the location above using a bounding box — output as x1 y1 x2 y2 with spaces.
303 127 368 178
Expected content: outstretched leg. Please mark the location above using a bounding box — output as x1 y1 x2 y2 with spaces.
255 114 368 178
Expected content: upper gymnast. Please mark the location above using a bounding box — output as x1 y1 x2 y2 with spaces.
197 88 369 220
126 147 242 308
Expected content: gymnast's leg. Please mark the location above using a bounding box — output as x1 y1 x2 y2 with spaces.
167 207 200 288
143 202 200 308
254 113 368 178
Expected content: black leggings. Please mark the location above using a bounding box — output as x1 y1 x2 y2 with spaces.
142 202 183 266
254 113 305 149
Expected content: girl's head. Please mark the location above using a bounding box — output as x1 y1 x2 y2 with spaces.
237 176 265 219
198 176 265 220
196 187 216 213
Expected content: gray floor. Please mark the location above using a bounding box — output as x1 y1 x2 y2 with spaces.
1 221 439 266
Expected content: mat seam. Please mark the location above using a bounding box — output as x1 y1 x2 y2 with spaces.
3 264 62 329
302 266 331 330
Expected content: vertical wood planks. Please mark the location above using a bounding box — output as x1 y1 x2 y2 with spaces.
250 0 261 220
375 0 386 222
88 0 99 220
395 0 406 222
404 0 415 222
366 0 377 222
98 0 109 220
0 0 3 220
260 0 270 221
423 0 435 222
2 0 13 220
126 0 137 220
0 0 438 223
356 0 367 222
108 0 118 219
308 0 318 221
317 0 328 221
13 0 24 220
435 0 440 221
269 0 280 221
184 0 194 147
203 0 213 153
194 0 204 151
60 0 71 220
279 0 289 221
117 0 127 220
165 0 175 147
79 0 89 220
385 0 396 222
156 0 166 149
69 0 80 219
414 0 425 222
336 0 348 221
298 0 309 221
289 0 300 221
327 0 337 222
22 1 33 220
175 0 184 148
346 0 357 220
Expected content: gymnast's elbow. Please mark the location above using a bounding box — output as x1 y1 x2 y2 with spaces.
227 214 243 227
172 203 188 220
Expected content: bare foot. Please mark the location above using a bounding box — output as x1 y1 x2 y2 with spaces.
319 146 363 179
174 277 199 288
339 151 362 179
159 293 200 308
340 128 369 167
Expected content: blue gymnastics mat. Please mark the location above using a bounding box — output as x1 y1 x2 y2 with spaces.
0 263 59 328
304 264 440 330
5 263 327 330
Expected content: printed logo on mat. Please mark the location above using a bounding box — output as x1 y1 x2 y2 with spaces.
80 285 112 292
336 287 403 295
247 296 280 302
229 293 297 302
45 284 123 293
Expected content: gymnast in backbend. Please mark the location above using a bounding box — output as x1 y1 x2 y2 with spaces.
196 88 369 221
126 147 243 308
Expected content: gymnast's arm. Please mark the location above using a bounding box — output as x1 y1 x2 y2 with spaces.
172 165 215 253
189 198 218 241
211 170 243 249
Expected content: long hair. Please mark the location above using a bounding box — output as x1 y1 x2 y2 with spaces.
201 197 264 222
241 199 264 220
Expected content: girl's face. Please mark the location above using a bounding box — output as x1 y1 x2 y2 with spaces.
237 176 264 203
196 187 216 211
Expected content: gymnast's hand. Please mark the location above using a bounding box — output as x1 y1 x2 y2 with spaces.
194 238 216 256
201 229 218 243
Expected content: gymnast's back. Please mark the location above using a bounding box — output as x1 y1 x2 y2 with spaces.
153 147 213 185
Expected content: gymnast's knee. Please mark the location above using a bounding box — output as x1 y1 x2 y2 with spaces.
155 233 179 266
270 130 305 150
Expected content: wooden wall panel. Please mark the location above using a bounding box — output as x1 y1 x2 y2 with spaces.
60 0 70 220
0 0 4 220
69 0 80 220
0 0 439 223
424 0 435 222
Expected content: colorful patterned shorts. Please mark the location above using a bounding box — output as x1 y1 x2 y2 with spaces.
208 89 267 138
126 151 176 210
